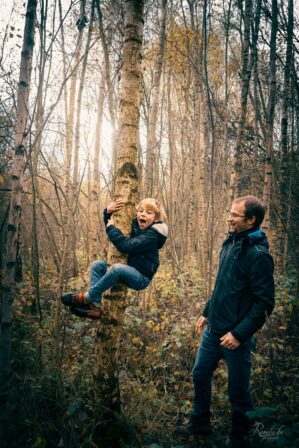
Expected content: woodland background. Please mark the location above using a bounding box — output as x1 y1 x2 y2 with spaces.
0 0 298 447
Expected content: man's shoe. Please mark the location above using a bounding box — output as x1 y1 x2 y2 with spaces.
70 303 102 320
229 432 251 448
188 421 212 436
188 414 212 435
61 292 85 307
231 411 252 435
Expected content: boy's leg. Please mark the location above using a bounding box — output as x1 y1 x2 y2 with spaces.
90 260 107 288
88 263 150 303
61 260 107 306
113 264 151 290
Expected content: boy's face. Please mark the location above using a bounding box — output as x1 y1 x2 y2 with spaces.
137 205 156 229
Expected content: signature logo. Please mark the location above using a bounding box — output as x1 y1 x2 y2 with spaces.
251 422 284 440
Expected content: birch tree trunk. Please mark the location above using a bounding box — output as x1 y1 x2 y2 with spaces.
202 0 216 295
276 0 293 273
94 0 144 440
73 0 95 195
144 0 167 197
96 0 118 177
71 0 96 276
90 76 105 261
262 0 278 232
229 0 252 200
54 0 86 339
188 0 208 276
0 0 37 398
251 0 262 196
64 0 85 217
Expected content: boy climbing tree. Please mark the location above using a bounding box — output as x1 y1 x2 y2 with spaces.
72 1 146 445
61 198 168 319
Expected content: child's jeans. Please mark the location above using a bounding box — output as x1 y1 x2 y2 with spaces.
87 260 151 305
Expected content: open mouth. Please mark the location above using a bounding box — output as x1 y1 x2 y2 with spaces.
139 218 147 225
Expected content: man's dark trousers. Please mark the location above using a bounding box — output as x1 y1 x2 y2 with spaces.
191 327 254 431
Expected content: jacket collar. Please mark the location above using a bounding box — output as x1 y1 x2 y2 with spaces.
227 225 261 241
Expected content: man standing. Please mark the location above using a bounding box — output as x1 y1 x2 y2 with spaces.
189 196 275 443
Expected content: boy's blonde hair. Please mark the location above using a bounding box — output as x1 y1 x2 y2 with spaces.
137 198 167 221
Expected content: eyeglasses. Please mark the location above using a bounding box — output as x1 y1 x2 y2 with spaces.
228 212 246 218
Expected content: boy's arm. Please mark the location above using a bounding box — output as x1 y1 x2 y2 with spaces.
106 225 157 254
103 209 112 225
103 199 126 225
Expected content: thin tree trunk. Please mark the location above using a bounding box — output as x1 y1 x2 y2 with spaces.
71 0 96 276
188 0 208 275
251 0 261 195
144 0 167 197
166 66 180 271
73 0 95 194
223 0 232 163
0 0 37 398
276 0 293 273
30 0 52 320
58 0 69 198
262 0 278 232
54 0 86 340
96 0 117 177
203 0 216 296
63 1 85 216
90 76 105 261
230 0 252 200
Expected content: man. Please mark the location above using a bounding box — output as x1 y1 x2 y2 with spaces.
189 196 275 442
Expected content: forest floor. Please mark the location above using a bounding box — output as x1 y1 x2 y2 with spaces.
0 266 298 448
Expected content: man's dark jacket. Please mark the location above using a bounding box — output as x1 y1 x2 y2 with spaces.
203 227 275 343
104 210 168 279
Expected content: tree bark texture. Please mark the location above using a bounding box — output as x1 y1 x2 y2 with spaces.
54 0 87 335
144 0 167 197
71 0 96 277
230 0 252 200
90 76 105 261
276 0 293 273
96 0 118 177
0 0 37 397
94 0 144 423
262 0 278 232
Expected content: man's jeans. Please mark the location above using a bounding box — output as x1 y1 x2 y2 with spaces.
88 260 151 305
191 327 253 418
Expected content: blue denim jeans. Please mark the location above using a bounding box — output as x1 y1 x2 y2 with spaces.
191 327 253 418
87 260 151 305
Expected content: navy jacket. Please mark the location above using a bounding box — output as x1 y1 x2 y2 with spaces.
203 227 275 343
104 210 168 279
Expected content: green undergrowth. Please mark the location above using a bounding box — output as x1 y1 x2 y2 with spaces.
1 263 298 448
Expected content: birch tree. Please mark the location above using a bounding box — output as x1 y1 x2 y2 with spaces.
90 76 105 261
93 0 144 441
230 0 252 200
262 0 278 231
276 0 293 272
144 0 167 197
0 0 37 397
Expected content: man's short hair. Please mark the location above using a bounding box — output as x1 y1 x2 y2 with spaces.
233 195 266 226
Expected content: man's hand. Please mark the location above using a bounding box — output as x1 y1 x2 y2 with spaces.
196 316 207 334
220 332 240 350
107 199 126 214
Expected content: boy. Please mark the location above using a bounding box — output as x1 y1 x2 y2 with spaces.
61 198 168 319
